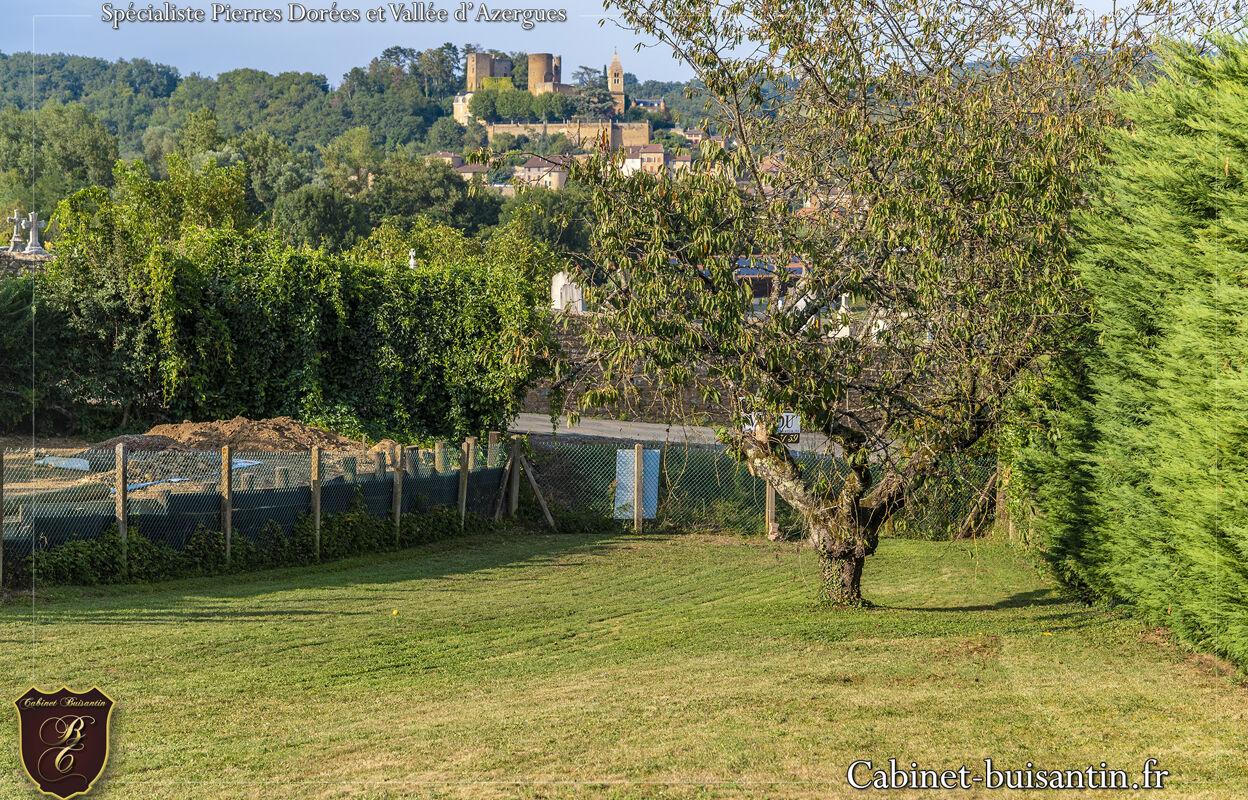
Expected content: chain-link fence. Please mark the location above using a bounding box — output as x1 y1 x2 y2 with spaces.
1 435 996 585
524 439 998 541
0 437 517 585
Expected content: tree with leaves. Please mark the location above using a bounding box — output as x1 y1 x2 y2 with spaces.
1014 34 1248 666
565 0 1218 605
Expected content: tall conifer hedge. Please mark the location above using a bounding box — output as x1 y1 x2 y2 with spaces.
1019 36 1247 665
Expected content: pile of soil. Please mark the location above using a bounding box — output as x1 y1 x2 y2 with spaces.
88 434 189 453
142 416 364 453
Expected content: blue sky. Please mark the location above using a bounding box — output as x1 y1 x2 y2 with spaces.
1 0 686 85
3 0 1125 88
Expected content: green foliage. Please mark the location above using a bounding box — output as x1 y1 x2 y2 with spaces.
1018 36 1248 665
37 166 553 440
494 89 534 121
0 276 36 427
469 88 499 122
0 102 118 214
499 183 593 256
10 505 499 588
359 156 501 234
270 184 369 252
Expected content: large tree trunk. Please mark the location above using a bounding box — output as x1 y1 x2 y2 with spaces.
741 434 885 607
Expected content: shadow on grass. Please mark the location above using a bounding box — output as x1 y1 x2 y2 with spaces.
891 589 1070 613
7 527 635 623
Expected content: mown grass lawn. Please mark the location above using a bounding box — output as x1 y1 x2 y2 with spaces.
0 531 1243 799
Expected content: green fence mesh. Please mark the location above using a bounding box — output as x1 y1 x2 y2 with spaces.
1 436 996 583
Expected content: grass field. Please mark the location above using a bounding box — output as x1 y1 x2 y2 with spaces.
1 531 1243 799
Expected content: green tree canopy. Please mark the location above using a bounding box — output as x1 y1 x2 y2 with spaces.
1014 35 1248 666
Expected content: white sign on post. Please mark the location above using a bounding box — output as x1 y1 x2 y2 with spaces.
741 409 801 444
778 412 801 444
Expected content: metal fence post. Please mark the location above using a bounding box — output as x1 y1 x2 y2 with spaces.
311 446 321 560
221 445 232 564
115 444 128 574
392 442 403 543
634 443 643 533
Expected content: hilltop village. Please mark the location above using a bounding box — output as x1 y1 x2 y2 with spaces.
441 49 723 193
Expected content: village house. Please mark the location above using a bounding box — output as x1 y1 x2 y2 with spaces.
455 163 489 183
515 155 571 190
429 151 465 168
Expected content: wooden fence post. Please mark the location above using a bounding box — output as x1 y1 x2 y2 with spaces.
634 443 644 533
221 445 232 564
392 443 403 543
766 482 777 539
434 441 447 474
458 439 472 528
508 435 521 518
115 444 128 574
0 450 4 588
311 446 321 560
487 431 501 467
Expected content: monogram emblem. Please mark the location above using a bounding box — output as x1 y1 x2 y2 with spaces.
14 687 114 799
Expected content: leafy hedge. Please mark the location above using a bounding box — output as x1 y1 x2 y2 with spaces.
1015 37 1248 666
6 504 496 588
3 155 555 441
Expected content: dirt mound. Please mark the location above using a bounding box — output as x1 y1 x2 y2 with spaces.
143 416 363 453
89 434 189 453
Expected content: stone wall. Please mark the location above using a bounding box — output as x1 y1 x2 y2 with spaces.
487 121 651 150
0 251 51 278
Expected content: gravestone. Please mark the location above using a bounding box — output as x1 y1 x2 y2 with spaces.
6 210 22 252
22 212 47 255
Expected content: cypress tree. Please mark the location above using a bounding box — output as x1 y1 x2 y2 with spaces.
1026 35 1248 665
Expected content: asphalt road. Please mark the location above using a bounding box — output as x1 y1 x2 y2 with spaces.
511 413 832 452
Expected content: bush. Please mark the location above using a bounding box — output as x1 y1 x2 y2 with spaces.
36 160 556 441
1017 36 1248 665
5 506 505 589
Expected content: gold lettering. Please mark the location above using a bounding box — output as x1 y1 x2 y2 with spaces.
36 715 93 780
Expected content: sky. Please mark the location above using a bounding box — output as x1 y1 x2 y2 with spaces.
1 0 1131 89
0 0 689 86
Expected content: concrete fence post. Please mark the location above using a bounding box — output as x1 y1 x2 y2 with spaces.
221 445 233 564
634 443 643 533
434 441 447 474
115 444 128 574
487 431 501 468
766 483 777 539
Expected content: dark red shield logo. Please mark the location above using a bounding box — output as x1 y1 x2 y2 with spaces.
14 687 113 799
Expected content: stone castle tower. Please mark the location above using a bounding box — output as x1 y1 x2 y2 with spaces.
466 52 512 91
608 50 626 115
528 53 563 94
